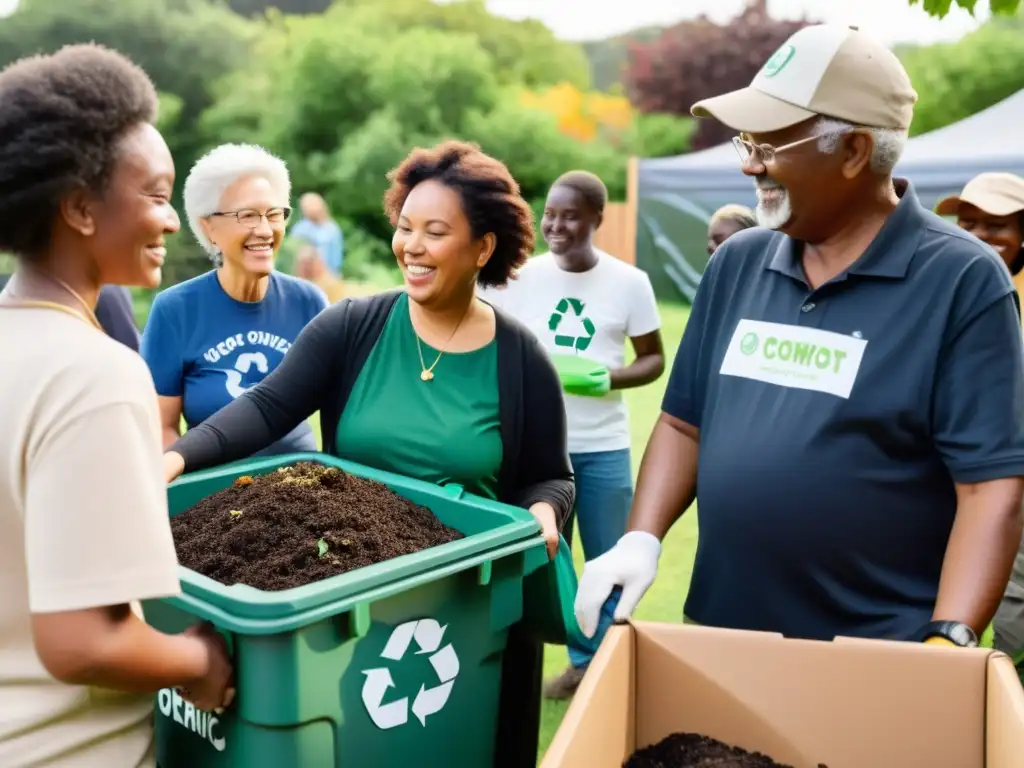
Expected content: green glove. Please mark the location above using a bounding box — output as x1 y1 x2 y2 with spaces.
550 353 610 398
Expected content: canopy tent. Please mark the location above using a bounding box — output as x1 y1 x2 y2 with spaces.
893 89 1024 197
634 90 1024 303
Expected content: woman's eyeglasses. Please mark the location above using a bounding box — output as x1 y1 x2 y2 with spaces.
210 207 292 228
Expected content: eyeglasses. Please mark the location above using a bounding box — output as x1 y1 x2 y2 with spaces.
732 128 853 165
210 207 292 228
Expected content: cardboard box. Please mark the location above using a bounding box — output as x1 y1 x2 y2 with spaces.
542 622 1024 768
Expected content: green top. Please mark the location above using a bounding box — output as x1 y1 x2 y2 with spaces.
335 293 503 499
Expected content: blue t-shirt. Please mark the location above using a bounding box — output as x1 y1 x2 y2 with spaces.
290 218 344 274
140 270 328 458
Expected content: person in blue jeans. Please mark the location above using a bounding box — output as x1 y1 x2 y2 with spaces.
140 143 328 456
479 170 665 698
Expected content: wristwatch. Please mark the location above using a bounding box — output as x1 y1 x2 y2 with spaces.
919 620 979 648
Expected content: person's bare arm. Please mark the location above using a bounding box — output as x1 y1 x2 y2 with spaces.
157 395 182 451
609 330 665 390
628 412 699 540
932 477 1024 634
32 606 211 691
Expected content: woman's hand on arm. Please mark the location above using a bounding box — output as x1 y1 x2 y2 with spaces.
608 330 665 390
528 502 560 560
157 395 183 451
32 608 234 712
164 451 185 484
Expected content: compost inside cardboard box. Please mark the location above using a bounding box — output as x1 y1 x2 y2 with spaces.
542 621 1024 768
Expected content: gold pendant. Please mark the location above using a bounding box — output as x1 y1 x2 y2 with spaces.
420 370 434 382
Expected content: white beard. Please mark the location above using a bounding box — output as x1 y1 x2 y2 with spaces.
755 189 792 231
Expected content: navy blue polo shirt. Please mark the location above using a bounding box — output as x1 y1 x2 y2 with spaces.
665 180 1024 642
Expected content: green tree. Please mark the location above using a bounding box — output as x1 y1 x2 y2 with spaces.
332 0 592 90
0 0 254 203
463 99 627 203
225 0 332 15
912 0 1019 18
902 21 1024 135
199 11 515 242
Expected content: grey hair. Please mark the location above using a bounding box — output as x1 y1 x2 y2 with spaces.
813 117 907 175
183 143 291 265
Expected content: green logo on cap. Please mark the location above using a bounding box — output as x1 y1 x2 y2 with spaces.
762 44 795 78
740 332 759 355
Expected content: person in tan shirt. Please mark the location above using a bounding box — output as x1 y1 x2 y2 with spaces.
0 44 234 767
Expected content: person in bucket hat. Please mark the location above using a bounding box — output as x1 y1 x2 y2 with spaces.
935 172 1024 276
576 24 1024 652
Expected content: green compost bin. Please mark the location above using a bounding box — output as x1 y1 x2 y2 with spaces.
144 451 571 768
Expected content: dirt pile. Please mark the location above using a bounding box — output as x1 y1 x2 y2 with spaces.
170 461 463 591
624 732 828 768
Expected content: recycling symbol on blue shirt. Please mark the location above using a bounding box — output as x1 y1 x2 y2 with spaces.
361 618 460 730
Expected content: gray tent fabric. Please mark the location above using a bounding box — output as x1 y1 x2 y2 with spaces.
635 89 1024 303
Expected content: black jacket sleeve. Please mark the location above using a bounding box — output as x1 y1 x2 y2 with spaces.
171 300 350 471
95 286 141 352
510 331 575 527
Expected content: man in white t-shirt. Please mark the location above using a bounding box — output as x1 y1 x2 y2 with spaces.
480 170 664 699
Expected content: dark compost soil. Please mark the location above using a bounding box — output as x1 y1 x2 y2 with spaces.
624 732 829 768
170 461 464 591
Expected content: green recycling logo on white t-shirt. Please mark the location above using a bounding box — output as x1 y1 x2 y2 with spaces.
548 297 595 352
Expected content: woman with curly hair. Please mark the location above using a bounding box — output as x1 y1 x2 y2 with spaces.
162 140 573 766
0 44 234 766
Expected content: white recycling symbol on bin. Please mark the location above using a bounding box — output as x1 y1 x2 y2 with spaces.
361 618 460 730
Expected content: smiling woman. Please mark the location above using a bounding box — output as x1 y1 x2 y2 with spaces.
161 140 575 768
0 43 233 766
139 143 329 457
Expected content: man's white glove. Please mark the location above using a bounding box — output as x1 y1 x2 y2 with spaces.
574 531 662 639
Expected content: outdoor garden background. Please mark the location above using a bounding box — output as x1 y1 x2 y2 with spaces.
2 0 1024 758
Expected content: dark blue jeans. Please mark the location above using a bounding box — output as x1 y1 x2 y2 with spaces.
564 448 632 670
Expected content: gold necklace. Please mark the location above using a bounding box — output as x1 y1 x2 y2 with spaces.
0 270 103 331
414 303 471 382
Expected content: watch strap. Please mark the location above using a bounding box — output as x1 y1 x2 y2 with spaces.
919 620 978 648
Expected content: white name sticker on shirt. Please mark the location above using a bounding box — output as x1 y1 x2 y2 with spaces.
719 319 867 399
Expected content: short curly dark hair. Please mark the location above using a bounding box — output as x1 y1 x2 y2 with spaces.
0 43 158 259
383 140 535 289
551 170 608 216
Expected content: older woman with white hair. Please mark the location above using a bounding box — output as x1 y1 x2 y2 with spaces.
140 143 328 456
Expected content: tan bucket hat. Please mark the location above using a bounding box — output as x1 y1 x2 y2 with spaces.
691 24 918 134
934 173 1024 218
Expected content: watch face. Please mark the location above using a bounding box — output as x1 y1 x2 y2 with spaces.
952 623 979 648
929 621 978 648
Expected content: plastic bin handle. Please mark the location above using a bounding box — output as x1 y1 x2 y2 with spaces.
440 483 465 500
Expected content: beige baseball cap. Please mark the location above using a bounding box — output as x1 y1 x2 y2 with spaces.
934 173 1024 218
691 24 918 134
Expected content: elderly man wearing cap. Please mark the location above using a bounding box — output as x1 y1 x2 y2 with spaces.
575 24 1024 651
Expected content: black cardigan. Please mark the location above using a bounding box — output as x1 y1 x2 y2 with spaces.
171 289 575 525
